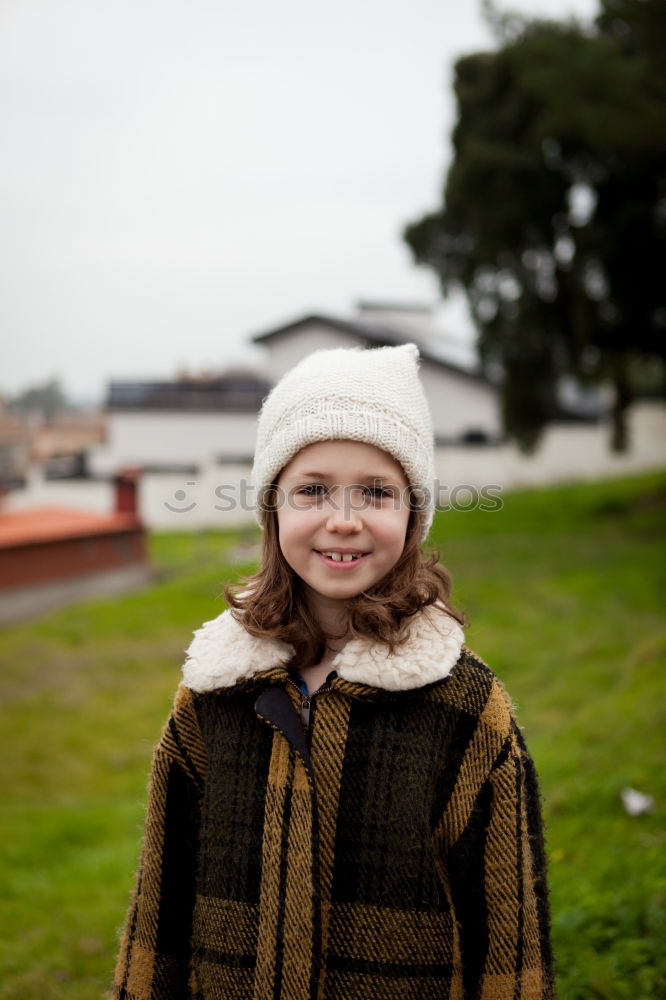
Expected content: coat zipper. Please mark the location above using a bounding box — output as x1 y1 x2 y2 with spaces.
300 694 312 729
287 678 332 730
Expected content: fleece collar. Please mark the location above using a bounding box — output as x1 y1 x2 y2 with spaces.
182 605 465 694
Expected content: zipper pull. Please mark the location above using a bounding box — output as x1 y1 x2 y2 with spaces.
301 695 311 729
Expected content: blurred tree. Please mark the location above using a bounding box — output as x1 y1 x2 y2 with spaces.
404 0 666 451
11 378 67 422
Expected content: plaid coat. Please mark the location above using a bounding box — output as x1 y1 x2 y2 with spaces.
112 606 554 1000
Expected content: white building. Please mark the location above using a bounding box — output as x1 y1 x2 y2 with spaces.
251 304 503 445
92 305 503 479
90 371 271 477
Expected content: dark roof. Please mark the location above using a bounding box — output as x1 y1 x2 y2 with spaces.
107 374 271 412
250 313 491 386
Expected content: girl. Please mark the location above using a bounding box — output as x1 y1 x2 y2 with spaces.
112 343 554 1000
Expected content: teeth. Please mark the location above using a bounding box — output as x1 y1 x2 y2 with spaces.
322 551 363 561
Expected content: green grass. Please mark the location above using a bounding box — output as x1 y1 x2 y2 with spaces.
0 471 664 998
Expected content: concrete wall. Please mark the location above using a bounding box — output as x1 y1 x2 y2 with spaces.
433 401 666 492
1 463 256 531
138 463 257 530
3 468 113 515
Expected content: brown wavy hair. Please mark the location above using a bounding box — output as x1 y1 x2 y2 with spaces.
224 499 464 670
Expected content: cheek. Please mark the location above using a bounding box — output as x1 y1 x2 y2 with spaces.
277 508 316 553
374 510 410 558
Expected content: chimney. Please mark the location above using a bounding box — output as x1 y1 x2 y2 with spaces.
114 468 140 518
355 301 438 341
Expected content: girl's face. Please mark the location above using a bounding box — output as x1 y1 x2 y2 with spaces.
276 439 411 619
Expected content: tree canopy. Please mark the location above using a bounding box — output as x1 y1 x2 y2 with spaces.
9 378 68 422
404 0 666 451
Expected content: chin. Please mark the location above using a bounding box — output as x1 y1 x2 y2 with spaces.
306 575 362 598
325 578 379 600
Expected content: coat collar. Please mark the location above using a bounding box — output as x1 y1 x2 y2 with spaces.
182 605 465 694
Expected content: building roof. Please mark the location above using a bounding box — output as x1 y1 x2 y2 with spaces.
0 507 141 549
250 312 491 385
107 373 271 412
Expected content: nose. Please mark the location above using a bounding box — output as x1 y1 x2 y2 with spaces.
325 490 363 534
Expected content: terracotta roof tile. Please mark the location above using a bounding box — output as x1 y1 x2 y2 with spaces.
0 507 142 548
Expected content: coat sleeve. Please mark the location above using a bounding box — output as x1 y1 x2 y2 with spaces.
446 721 555 1000
111 686 206 1000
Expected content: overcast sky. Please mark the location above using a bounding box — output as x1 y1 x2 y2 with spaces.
1 0 597 402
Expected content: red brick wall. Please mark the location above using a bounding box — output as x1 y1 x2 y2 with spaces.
0 530 147 590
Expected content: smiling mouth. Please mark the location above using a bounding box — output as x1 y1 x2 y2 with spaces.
315 550 369 564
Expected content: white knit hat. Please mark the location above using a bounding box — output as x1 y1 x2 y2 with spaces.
251 343 436 539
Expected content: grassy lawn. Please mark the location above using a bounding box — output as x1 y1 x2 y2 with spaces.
0 472 664 999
